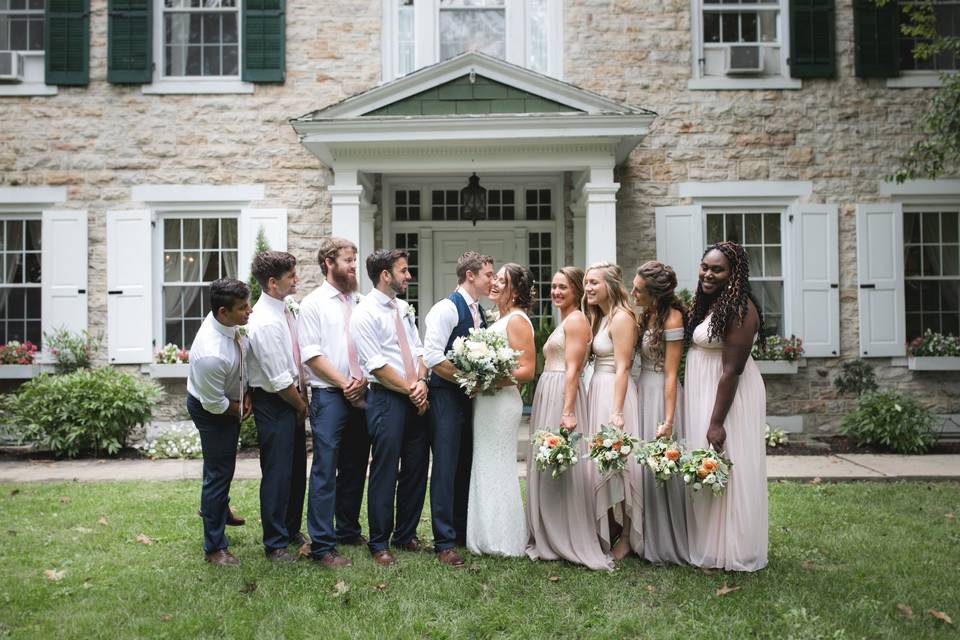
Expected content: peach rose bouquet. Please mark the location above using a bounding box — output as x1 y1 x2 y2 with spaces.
588 425 640 474
635 433 686 485
531 428 582 478
680 448 732 496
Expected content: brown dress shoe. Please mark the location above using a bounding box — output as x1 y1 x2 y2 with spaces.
437 548 465 567
226 506 245 527
315 551 352 568
370 549 396 566
393 538 422 552
205 549 240 566
339 534 368 546
265 548 297 563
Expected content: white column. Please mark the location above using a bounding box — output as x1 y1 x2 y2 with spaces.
330 169 376 292
582 166 619 267
570 172 587 267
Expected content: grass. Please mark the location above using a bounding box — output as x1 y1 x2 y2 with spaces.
0 481 958 639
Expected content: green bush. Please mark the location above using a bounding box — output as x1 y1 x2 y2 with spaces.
841 390 939 454
12 368 163 458
239 414 258 448
833 359 878 397
44 327 102 374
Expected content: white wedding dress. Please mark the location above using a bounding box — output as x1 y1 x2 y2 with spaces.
466 309 530 557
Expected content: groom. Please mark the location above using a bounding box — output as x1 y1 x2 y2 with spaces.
423 251 494 567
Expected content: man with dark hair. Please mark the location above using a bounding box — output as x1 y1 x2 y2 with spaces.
298 237 371 568
247 250 308 562
186 278 252 566
422 251 494 566
351 249 430 567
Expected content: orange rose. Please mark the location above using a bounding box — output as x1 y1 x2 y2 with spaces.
702 459 718 472
697 467 709 479
665 449 680 461
545 436 562 447
612 442 621 450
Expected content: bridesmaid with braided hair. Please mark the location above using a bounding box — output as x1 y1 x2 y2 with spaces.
683 241 768 572
631 261 689 565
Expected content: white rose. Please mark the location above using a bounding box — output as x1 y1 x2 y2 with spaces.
693 482 702 491
570 456 578 464
453 337 466 354
557 454 564 462
704 473 716 484
684 474 692 483
621 445 632 456
646 456 657 468
497 347 515 361
604 450 618 461
603 439 613 448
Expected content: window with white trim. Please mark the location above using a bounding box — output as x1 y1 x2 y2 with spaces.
527 230 552 324
0 215 41 346
904 209 960 339
162 0 240 78
899 0 960 72
395 232 420 312
0 0 44 51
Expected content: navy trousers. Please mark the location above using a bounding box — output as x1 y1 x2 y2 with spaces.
365 385 430 553
187 394 240 555
306 387 371 557
252 388 307 552
427 385 473 551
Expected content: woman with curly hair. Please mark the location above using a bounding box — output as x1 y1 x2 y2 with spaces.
631 260 689 565
583 262 643 561
683 241 768 572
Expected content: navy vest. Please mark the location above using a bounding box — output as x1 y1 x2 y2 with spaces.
430 291 486 391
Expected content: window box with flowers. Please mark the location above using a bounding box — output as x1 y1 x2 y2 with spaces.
906 330 960 371
0 341 49 378
751 335 804 375
145 343 190 378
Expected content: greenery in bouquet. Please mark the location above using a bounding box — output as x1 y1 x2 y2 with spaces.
531 427 581 479
680 448 732 495
907 329 960 357
0 340 38 365
751 334 804 362
635 434 685 484
155 343 190 364
765 424 789 448
446 327 519 395
588 425 640 474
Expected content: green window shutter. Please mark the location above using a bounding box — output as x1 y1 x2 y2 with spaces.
853 0 900 78
108 0 153 84
243 0 286 83
44 0 89 86
790 0 835 78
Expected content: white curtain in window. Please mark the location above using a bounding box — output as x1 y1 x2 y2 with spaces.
439 0 506 60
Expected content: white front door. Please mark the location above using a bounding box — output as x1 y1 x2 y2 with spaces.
432 230 521 302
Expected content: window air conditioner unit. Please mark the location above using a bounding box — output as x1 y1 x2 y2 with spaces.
725 45 764 75
0 51 25 83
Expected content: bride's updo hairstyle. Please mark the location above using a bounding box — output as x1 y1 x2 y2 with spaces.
636 260 686 372
583 261 636 336
501 262 536 312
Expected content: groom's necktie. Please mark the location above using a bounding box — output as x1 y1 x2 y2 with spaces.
469 302 481 329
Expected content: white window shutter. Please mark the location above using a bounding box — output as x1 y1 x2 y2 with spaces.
788 204 839 357
856 203 905 357
41 210 88 348
655 205 704 293
238 208 288 283
107 210 153 364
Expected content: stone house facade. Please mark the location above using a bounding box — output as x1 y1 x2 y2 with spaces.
0 0 958 436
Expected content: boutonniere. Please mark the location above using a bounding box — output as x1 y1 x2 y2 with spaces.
483 307 499 325
404 304 417 321
284 295 300 317
236 326 248 338
352 293 362 305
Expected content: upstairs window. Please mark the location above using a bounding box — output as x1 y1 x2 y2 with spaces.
0 0 44 51
899 0 960 72
162 0 240 78
439 0 506 61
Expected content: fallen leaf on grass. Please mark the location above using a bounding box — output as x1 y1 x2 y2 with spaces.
810 477 822 485
333 580 350 596
946 512 956 520
644 585 655 592
715 583 741 597
58 496 69 504
896 603 913 618
928 610 953 624
73 526 93 534
373 583 388 591
239 582 257 594
43 569 65 582
547 576 560 583
97 516 108 526
801 560 816 570
159 615 172 622
134 534 154 545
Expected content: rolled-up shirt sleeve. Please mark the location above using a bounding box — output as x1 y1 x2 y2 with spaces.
251 324 295 392
193 356 231 415
351 308 388 374
423 300 456 369
298 300 325 364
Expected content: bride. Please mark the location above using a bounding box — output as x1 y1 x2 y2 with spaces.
466 263 536 557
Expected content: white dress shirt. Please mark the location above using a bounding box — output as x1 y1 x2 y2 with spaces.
423 287 479 369
299 280 362 389
350 287 424 381
187 312 247 415
246 292 299 393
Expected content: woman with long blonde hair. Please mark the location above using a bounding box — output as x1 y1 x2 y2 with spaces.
583 262 642 560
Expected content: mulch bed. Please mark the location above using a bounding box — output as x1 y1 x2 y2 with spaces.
767 436 960 456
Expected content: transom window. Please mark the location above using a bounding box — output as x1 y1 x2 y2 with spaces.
439 0 506 62
0 216 41 346
899 0 960 71
162 0 240 78
0 0 44 51
706 211 784 335
162 215 238 349
424 187 549 221
395 189 422 222
904 210 960 338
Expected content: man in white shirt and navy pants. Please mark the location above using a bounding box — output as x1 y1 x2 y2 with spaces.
247 251 308 563
351 249 430 567
186 278 252 566
299 237 371 568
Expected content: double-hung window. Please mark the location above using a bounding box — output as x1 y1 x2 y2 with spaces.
0 0 44 52
903 209 960 339
898 0 960 73
162 0 239 78
0 215 42 346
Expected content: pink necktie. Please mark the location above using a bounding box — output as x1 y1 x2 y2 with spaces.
469 302 481 329
338 293 363 380
389 299 418 385
284 307 307 392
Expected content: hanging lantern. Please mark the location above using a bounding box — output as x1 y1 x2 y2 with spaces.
460 173 487 226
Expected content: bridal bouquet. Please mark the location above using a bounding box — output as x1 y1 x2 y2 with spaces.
531 428 582 479
588 425 640 474
446 327 520 395
635 435 685 485
680 448 732 496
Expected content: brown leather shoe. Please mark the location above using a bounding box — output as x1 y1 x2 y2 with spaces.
315 550 352 568
339 534 368 546
393 538 422 552
205 549 240 566
226 506 245 527
265 548 297 563
437 548 465 567
370 549 396 566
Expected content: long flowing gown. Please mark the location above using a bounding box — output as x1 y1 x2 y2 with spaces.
584 315 644 555
466 310 530 557
635 327 690 565
683 315 768 572
525 319 614 571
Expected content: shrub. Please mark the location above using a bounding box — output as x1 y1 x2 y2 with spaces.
248 226 271 307
841 390 939 454
907 329 960 357
765 424 789 447
0 340 38 365
239 414 258 448
833 359 878 397
520 315 556 406
44 328 101 373
144 423 202 459
11 368 163 458
752 335 804 362
155 343 189 364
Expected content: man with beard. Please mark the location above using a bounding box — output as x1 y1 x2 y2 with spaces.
351 249 430 567
299 237 372 568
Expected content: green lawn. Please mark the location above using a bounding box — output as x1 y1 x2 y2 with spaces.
0 481 957 639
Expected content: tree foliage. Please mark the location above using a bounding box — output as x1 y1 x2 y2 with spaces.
248 226 271 306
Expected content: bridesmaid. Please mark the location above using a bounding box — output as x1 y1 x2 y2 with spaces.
631 261 689 565
526 267 614 572
683 241 768 572
583 262 643 561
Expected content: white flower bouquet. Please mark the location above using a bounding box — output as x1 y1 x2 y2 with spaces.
588 425 640 474
679 448 732 496
635 434 686 485
531 428 582 479
445 327 520 395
